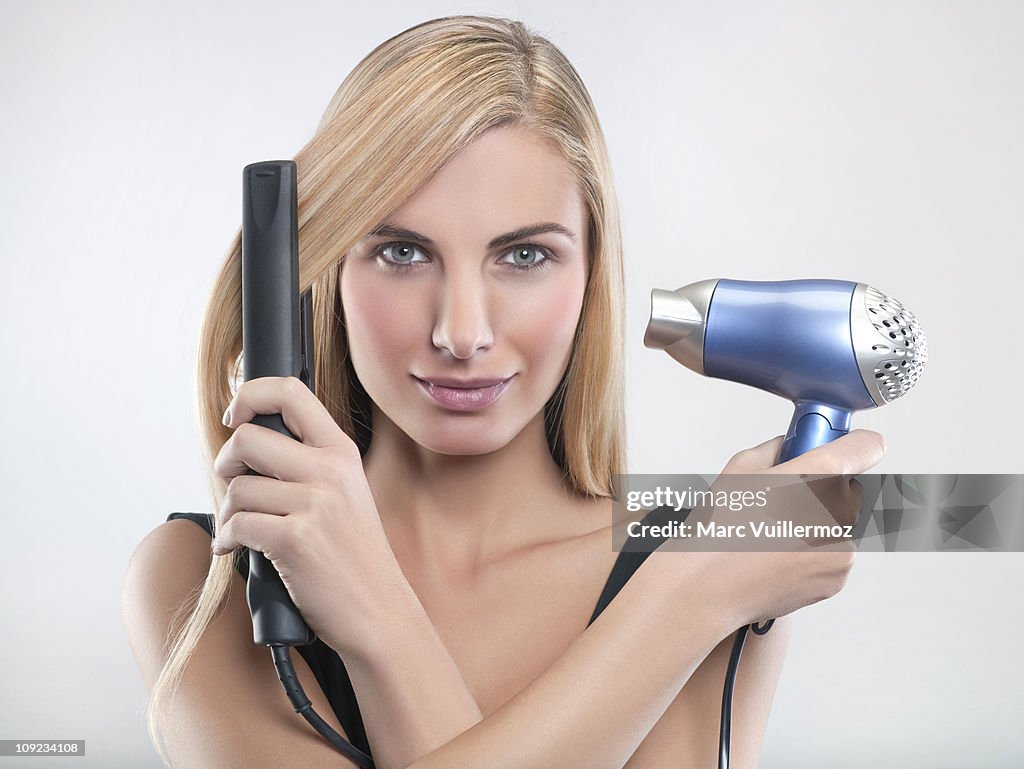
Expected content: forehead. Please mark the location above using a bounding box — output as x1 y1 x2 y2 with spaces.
385 126 585 239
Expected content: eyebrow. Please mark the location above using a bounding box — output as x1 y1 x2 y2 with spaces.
365 222 578 250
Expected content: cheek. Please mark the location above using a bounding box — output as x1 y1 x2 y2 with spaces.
340 269 423 372
506 276 585 368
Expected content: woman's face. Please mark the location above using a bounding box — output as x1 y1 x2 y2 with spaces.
339 125 590 455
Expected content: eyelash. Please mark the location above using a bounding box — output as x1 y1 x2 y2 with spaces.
372 241 557 273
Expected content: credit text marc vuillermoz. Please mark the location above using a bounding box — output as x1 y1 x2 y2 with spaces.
626 520 856 539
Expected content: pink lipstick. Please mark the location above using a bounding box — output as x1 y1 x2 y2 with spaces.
414 375 514 412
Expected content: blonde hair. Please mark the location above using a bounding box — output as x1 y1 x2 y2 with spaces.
146 14 626 764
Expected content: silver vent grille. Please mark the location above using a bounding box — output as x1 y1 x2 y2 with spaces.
852 284 928 404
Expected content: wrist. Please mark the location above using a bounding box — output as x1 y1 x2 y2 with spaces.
648 549 750 639
323 552 431 664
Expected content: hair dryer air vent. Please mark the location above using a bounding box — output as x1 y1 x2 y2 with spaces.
852 283 928 404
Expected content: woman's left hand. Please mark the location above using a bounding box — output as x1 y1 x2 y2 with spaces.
211 375 395 655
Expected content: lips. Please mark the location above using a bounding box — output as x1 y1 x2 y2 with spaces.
415 375 513 389
413 374 515 411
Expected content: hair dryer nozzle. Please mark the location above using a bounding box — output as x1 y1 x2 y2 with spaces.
643 279 718 374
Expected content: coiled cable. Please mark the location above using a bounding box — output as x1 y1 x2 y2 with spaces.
271 644 375 768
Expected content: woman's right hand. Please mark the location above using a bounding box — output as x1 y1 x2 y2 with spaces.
691 429 886 628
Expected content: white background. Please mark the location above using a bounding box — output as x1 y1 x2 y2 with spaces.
2 1 1022 767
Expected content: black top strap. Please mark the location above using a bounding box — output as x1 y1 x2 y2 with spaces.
587 505 691 626
166 512 251 579
167 511 215 534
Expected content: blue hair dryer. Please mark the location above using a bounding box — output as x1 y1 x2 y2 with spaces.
644 278 928 463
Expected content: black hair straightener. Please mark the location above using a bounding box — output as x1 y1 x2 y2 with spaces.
241 160 375 768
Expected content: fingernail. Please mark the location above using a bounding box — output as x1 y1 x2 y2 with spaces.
222 407 232 427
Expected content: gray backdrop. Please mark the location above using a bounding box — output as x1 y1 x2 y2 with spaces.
2 1 1021 767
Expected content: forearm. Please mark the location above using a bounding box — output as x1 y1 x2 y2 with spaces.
336 563 485 769
340 549 737 769
406 549 734 769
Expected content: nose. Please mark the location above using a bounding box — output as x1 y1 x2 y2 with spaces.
431 270 494 360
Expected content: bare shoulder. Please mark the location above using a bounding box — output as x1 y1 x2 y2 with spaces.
122 519 217 685
122 519 365 769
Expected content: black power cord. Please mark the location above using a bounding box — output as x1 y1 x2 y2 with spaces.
718 619 775 769
270 644 375 768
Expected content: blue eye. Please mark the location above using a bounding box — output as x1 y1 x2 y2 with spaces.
500 245 553 272
374 241 556 273
377 242 427 267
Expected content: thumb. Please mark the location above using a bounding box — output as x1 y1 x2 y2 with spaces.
775 428 887 476
722 434 785 475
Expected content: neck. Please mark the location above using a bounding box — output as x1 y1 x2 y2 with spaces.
362 405 583 579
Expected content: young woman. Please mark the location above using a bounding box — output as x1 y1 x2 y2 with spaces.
123 15 885 769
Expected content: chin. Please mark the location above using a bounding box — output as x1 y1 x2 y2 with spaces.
414 427 510 456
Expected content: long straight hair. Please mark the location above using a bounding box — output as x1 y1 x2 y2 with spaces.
145 14 626 764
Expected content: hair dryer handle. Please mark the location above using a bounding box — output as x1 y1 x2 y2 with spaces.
775 401 853 465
